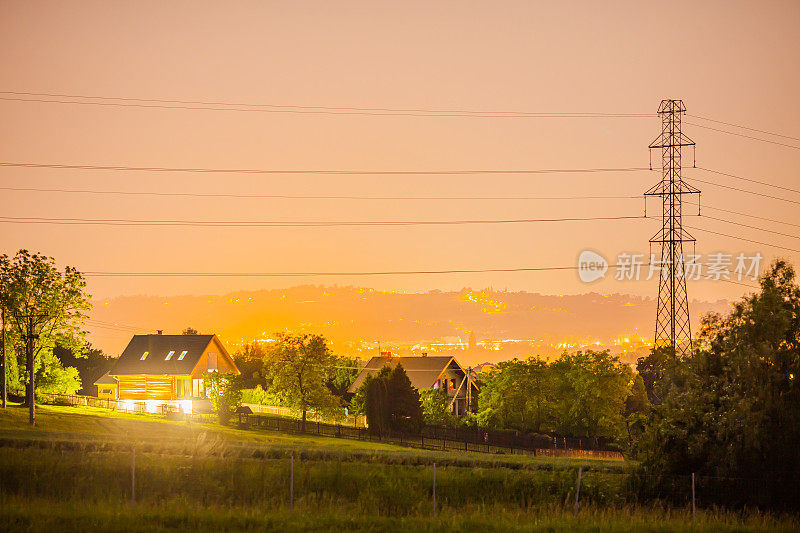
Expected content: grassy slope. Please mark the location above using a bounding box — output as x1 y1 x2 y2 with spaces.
0 403 622 469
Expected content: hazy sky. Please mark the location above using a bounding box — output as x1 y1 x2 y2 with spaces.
2 1 798 305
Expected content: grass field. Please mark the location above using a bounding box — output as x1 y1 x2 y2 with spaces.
1 403 797 532
2 496 796 533
0 403 620 469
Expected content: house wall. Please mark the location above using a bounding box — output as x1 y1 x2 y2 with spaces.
97 384 117 400
117 375 174 400
437 368 468 398
190 337 238 377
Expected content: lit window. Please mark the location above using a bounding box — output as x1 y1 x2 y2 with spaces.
140 351 149 360
178 350 188 361
165 350 175 361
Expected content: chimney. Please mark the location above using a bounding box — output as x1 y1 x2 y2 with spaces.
380 351 392 357
421 352 428 357
156 330 163 335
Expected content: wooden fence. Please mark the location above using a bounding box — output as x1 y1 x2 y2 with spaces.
241 402 367 428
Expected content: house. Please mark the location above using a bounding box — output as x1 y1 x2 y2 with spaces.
108 333 239 413
94 371 118 400
347 354 479 416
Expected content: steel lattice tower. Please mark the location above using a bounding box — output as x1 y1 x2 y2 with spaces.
646 99 700 357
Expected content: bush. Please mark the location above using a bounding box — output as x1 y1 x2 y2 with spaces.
203 372 244 425
241 385 281 405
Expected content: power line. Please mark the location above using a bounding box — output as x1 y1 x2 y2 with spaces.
82 265 586 277
75 264 771 288
0 96 652 118
686 122 800 150
700 214 800 241
0 214 643 228
87 318 150 331
85 321 147 333
718 278 760 290
689 177 800 206
695 167 800 196
0 185 639 202
0 162 653 176
691 204 800 229
0 94 651 118
687 226 800 253
5 182 795 231
687 114 800 142
2 181 797 233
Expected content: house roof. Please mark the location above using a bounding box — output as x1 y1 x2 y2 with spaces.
111 334 217 375
347 355 464 393
94 371 117 385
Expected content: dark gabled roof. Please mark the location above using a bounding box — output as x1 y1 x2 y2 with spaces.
94 371 117 385
111 334 215 375
347 356 463 393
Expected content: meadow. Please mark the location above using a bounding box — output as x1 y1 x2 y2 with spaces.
0 404 796 532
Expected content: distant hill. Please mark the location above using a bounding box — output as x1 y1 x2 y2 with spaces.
88 286 730 365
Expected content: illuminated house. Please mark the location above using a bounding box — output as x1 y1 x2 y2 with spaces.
347 354 479 416
110 333 239 413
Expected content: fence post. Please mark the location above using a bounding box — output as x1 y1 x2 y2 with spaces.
432 463 436 518
131 447 136 505
290 453 294 512
691 472 696 519
573 466 582 516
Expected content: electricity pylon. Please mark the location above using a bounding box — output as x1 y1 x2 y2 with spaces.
646 99 700 357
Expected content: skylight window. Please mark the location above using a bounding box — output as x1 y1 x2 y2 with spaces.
140 351 149 360
165 350 175 361
177 350 188 361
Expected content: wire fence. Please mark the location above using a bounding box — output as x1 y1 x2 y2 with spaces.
0 437 769 516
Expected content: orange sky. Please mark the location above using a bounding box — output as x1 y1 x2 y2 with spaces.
1 1 799 312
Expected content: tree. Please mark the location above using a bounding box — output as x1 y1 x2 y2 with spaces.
635 346 670 404
262 333 342 431
325 355 361 400
352 366 391 433
476 357 555 433
621 373 650 453
637 260 800 509
54 343 114 396
233 342 267 389
420 388 454 427
0 250 90 421
550 350 633 440
386 364 423 433
352 363 422 434
203 371 244 425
